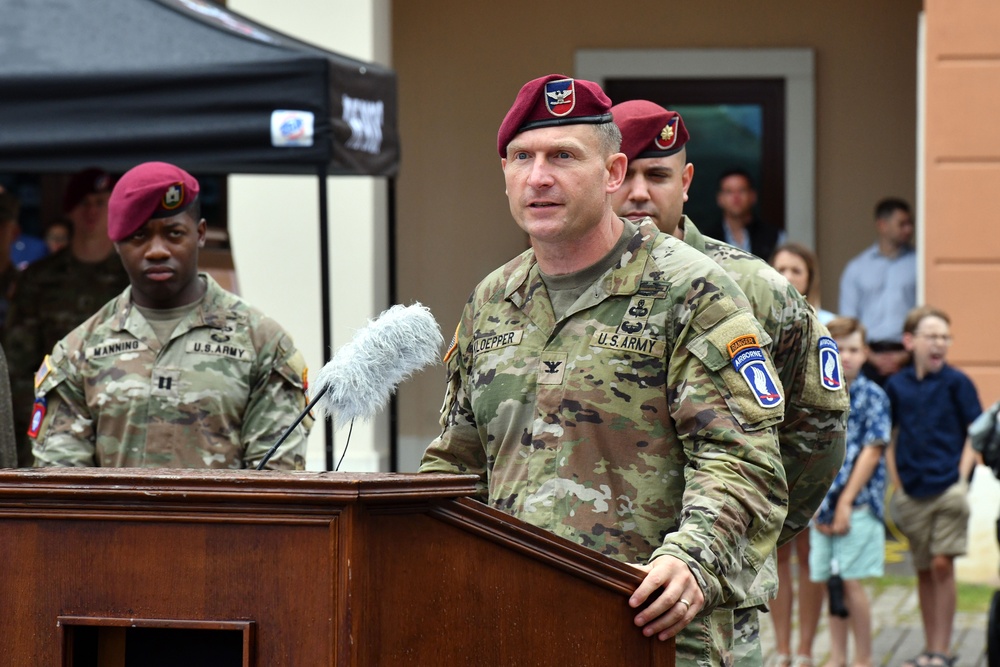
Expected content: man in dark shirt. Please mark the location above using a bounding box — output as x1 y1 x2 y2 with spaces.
700 168 783 261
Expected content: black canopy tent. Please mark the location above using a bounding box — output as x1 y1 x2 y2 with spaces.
0 0 400 469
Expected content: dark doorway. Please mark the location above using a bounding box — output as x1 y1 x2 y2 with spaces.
604 78 786 233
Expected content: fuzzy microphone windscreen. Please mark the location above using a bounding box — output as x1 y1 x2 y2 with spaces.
312 303 444 430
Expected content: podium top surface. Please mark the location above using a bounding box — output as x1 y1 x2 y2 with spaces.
0 468 480 505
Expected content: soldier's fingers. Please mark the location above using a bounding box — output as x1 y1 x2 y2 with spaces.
647 590 702 640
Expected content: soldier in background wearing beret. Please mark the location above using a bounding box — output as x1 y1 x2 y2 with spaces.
5 167 130 466
420 75 788 666
30 161 311 470
611 100 849 667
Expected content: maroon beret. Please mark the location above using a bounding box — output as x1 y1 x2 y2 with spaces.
107 162 200 242
62 168 114 213
497 74 613 157
611 100 690 162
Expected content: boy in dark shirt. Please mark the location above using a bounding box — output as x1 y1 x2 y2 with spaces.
886 305 982 667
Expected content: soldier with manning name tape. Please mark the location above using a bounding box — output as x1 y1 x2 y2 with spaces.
609 99 849 666
30 161 311 470
420 74 788 667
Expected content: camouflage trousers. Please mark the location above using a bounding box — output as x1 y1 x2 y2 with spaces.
675 608 735 667
730 606 763 666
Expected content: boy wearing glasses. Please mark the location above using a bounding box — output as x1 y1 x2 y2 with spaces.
886 305 982 667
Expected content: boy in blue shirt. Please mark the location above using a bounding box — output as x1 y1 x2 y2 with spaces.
886 305 982 667
810 317 890 667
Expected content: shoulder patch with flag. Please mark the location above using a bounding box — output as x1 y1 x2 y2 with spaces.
727 334 782 409
34 355 53 391
443 321 461 364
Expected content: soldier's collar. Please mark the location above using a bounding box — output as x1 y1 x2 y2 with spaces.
112 274 229 332
504 219 655 305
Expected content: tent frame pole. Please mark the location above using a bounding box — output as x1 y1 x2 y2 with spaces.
318 167 334 471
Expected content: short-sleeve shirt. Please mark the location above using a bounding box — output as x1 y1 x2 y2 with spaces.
816 374 890 523
886 364 981 497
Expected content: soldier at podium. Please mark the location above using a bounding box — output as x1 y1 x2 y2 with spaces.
28 162 312 470
420 75 787 667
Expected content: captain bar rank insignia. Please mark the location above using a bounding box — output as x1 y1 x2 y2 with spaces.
728 334 783 408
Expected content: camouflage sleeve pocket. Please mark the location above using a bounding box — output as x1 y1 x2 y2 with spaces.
273 338 307 391
687 312 784 430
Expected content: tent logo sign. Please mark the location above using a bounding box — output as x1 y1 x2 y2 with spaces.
271 110 315 148
342 95 384 155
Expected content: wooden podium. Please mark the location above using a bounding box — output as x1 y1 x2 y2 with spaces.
0 468 674 666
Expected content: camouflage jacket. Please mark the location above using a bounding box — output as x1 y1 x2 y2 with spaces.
31 274 311 470
421 219 787 628
4 248 130 466
0 343 16 468
683 218 848 607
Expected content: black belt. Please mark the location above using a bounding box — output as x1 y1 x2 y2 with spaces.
868 340 905 353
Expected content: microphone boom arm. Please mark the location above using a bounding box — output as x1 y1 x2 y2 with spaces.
255 386 328 471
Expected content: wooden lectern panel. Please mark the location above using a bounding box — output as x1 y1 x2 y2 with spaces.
357 499 672 666
0 468 673 666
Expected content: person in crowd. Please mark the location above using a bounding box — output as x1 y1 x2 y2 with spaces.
838 198 916 385
886 305 981 667
31 161 311 470
43 218 72 255
609 98 848 666
761 240 842 666
771 242 836 325
5 167 130 466
0 191 22 333
420 75 788 667
699 167 784 261
809 317 890 667
0 346 14 468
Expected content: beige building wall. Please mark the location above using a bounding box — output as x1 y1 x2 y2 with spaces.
924 0 1000 584
392 0 923 468
924 0 1000 405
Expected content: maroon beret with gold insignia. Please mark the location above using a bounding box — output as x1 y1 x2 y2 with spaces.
107 162 200 242
611 100 690 162
497 74 614 157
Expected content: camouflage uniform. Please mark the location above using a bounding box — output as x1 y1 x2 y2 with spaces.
0 343 17 468
4 248 130 466
421 219 788 667
683 218 849 664
31 274 310 470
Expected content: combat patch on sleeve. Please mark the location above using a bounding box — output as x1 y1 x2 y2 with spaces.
817 336 842 391
728 335 783 409
686 312 783 429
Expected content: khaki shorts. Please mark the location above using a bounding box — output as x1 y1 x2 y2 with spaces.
891 480 970 571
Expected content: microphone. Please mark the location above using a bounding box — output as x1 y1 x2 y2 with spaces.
256 303 444 470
